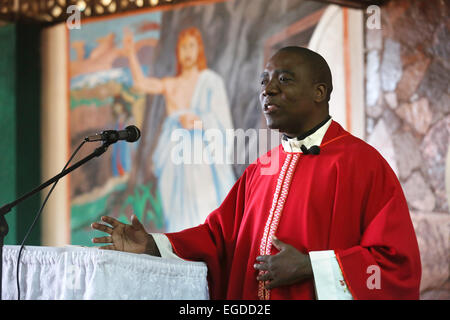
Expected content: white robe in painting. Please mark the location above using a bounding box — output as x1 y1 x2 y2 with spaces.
152 69 236 232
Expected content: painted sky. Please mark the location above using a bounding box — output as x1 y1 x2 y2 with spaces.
69 11 162 61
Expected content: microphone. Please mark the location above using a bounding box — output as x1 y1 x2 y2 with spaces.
300 144 320 155
85 125 141 144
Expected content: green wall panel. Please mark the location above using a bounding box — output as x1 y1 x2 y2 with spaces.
0 24 17 244
0 24 42 245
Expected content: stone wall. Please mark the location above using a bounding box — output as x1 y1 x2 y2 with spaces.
364 0 449 299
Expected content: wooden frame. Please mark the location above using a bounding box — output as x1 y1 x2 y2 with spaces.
0 0 389 24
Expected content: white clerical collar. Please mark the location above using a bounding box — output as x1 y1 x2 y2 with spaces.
281 118 332 153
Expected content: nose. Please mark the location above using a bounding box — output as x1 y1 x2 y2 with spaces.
261 78 279 97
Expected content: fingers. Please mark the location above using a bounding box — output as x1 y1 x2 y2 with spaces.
254 256 270 281
91 222 113 235
92 236 113 244
255 267 278 290
255 255 270 263
264 279 280 290
254 255 274 287
100 216 122 228
131 214 145 231
254 255 269 270
271 235 286 251
256 270 272 282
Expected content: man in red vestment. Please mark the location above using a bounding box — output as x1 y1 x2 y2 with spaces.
91 47 421 300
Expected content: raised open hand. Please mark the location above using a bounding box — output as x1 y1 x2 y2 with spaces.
121 28 135 56
91 215 160 256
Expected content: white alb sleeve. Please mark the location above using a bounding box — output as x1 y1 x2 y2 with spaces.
150 233 184 260
309 250 353 300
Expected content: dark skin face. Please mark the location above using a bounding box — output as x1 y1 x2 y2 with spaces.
259 50 329 138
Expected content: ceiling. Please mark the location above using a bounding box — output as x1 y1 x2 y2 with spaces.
0 0 388 25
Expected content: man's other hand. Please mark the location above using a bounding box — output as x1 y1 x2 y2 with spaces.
254 236 313 290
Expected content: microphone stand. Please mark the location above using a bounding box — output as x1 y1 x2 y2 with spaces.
0 141 111 300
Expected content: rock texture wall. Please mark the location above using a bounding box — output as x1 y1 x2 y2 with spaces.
364 0 449 299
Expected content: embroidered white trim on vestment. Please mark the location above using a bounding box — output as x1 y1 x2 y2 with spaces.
258 153 300 300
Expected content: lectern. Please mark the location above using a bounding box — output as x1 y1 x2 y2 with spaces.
2 245 209 300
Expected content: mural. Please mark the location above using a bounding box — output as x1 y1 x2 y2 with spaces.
68 0 327 245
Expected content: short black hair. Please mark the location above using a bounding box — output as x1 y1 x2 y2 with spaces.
277 46 333 102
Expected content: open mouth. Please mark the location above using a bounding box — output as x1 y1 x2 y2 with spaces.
263 103 280 114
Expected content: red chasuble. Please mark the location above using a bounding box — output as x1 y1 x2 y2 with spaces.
165 121 421 300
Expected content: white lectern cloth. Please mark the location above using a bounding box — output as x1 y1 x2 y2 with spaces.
1 245 209 300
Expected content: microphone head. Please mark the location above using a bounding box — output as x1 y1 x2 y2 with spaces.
309 145 320 155
125 125 141 142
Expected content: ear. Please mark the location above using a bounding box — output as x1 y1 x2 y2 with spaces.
314 83 328 103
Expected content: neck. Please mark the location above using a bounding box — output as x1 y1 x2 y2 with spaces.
181 65 199 77
284 115 331 140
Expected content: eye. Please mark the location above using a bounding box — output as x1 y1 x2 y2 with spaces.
279 75 290 83
261 78 268 86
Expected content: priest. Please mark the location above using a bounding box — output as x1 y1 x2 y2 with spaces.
91 46 421 300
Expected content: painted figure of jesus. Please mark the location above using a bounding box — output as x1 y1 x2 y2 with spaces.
123 27 236 232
